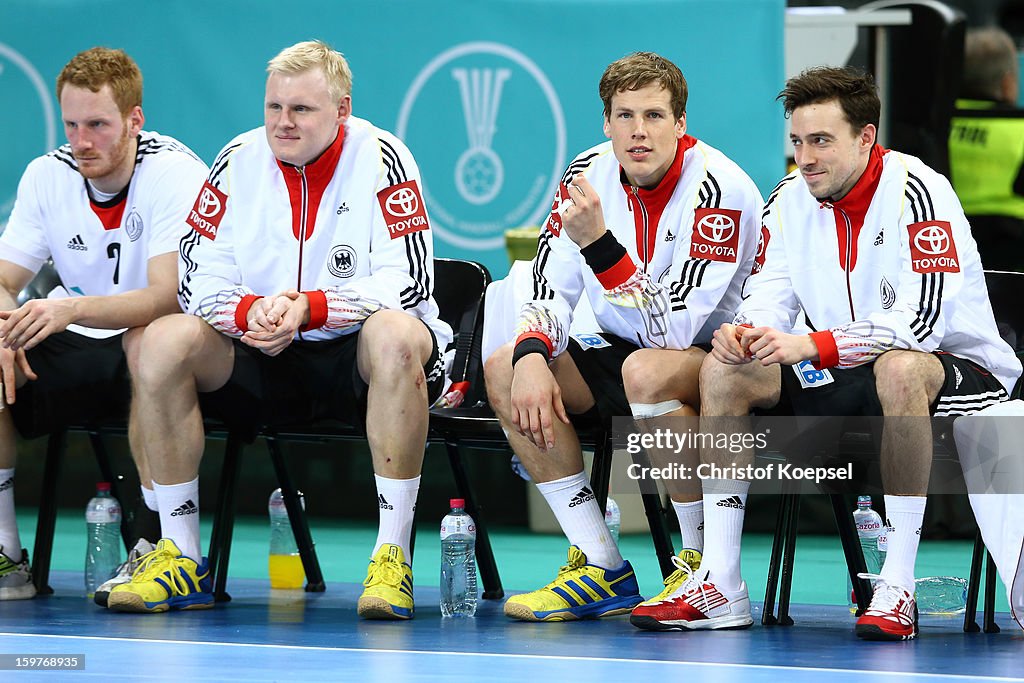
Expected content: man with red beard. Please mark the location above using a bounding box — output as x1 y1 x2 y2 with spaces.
0 47 207 601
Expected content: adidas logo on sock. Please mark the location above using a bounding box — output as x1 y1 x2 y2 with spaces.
378 494 393 510
170 499 198 517
66 234 87 251
716 495 745 509
0 477 12 493
568 486 595 508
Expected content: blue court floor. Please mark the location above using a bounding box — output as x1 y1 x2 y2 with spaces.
0 572 1020 681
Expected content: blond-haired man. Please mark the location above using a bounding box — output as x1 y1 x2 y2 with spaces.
109 41 450 618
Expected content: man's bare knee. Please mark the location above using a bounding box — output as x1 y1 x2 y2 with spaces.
136 315 229 392
873 350 944 410
700 356 777 415
484 343 515 415
359 310 430 374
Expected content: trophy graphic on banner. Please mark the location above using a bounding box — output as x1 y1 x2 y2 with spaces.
452 67 511 206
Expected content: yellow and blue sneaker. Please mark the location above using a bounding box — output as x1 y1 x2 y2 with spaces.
503 546 642 622
106 539 213 613
357 544 414 620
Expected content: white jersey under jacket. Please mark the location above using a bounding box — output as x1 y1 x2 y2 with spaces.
178 117 452 349
515 135 764 358
740 145 1022 393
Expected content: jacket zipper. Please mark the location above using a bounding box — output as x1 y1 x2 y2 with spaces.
836 205 856 321
631 187 650 271
296 166 308 341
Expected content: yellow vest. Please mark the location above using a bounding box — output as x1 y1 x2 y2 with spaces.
949 99 1024 219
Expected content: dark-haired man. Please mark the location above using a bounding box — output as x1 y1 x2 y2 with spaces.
685 66 1021 640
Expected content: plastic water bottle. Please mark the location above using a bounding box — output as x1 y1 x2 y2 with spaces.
848 495 887 611
268 488 306 589
84 482 122 596
440 498 477 617
916 576 969 615
604 496 621 542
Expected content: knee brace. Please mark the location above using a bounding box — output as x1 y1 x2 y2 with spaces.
629 400 684 419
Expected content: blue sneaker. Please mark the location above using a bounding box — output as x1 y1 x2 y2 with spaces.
503 546 642 621
107 539 213 613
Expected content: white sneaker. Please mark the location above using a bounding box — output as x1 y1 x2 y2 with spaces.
0 546 36 600
632 567 752 631
94 538 155 608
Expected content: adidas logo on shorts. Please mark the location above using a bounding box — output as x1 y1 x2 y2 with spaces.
568 486 595 508
170 499 198 517
66 234 87 251
716 495 745 509
378 494 393 510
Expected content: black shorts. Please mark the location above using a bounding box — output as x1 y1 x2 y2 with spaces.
769 352 1009 417
10 331 130 437
201 324 444 437
565 333 637 421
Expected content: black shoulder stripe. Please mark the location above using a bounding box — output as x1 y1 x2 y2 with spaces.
380 139 409 187
209 143 245 186
906 172 935 221
560 152 600 185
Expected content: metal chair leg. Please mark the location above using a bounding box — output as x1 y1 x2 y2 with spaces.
208 433 244 602
832 493 871 614
31 430 67 595
964 530 985 633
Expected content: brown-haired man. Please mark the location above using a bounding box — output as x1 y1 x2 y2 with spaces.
0 47 207 601
485 51 763 622
690 66 1021 640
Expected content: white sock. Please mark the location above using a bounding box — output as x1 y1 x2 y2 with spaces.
537 471 623 569
373 474 420 561
700 478 750 591
878 494 926 591
672 499 704 553
0 468 21 556
141 485 158 512
154 478 201 561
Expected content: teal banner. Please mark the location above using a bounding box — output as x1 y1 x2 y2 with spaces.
2 0 784 277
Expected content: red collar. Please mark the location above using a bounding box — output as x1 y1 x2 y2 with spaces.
275 127 345 240
829 143 886 216
620 134 696 201
619 135 696 266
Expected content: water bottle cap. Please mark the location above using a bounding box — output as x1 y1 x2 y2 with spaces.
96 482 111 492
450 498 465 509
857 495 872 508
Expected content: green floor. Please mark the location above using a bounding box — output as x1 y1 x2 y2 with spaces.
21 509 1009 611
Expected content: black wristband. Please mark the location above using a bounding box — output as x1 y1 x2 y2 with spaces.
512 338 550 368
580 231 628 274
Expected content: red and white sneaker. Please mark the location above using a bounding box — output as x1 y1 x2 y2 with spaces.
630 567 752 631
855 576 919 641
